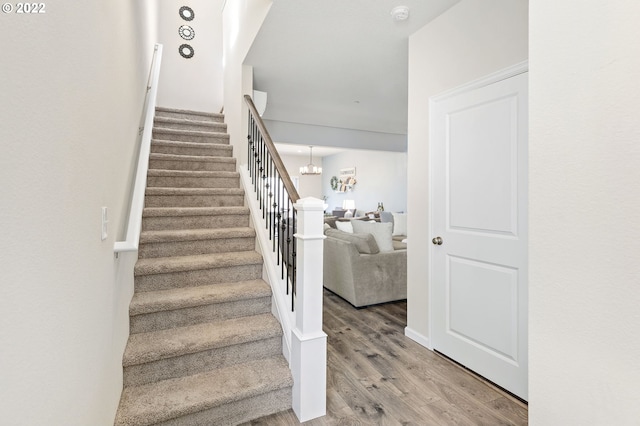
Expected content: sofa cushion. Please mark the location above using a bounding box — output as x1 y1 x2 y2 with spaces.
324 216 338 228
335 220 353 233
351 220 394 252
392 240 407 250
392 212 407 236
325 228 380 254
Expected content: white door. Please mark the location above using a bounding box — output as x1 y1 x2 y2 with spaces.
430 68 528 400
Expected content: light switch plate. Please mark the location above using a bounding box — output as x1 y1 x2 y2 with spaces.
101 207 108 241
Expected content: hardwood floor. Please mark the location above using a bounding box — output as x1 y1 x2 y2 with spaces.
244 290 528 425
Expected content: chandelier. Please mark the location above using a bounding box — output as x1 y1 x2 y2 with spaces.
299 146 322 175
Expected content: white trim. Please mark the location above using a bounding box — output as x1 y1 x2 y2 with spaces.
431 60 528 102
294 234 326 241
405 327 432 350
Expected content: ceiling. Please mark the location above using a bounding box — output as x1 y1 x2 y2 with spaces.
274 144 344 158
245 0 461 140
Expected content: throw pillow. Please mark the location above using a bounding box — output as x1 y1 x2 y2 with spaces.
351 220 394 252
325 228 380 254
392 212 407 236
335 220 353 233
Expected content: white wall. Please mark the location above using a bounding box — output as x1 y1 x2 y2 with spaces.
280 154 323 199
155 0 224 112
0 1 155 424
222 0 273 167
529 1 640 424
322 150 407 214
406 0 528 345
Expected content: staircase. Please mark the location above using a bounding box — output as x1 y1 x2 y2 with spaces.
114 107 293 426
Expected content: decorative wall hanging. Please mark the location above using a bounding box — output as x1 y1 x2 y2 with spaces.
330 168 357 193
179 6 195 21
178 44 194 59
330 176 339 191
178 25 195 40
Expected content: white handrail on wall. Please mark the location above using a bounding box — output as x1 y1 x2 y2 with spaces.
114 43 163 253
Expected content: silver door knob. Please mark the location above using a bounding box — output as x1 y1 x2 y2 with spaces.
432 236 443 245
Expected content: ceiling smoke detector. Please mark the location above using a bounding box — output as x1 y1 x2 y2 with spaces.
391 6 410 21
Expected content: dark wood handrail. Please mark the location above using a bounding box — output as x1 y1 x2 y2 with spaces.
244 95 300 202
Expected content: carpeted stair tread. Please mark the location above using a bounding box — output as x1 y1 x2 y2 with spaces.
151 139 233 151
155 106 224 121
146 169 239 178
123 313 281 366
130 279 270 316
135 251 263 276
140 227 255 243
114 357 292 426
153 127 230 139
149 152 236 163
145 187 244 196
143 206 249 218
154 116 227 131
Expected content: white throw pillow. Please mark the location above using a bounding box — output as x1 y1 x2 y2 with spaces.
351 221 394 252
392 212 407 236
335 220 353 233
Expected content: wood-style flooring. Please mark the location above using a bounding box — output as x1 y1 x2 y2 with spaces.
244 289 528 425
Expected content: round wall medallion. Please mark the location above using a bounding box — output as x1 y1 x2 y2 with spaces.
179 25 195 40
179 6 195 21
179 44 194 59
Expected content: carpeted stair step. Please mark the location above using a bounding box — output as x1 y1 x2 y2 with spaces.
134 251 263 292
115 357 293 426
141 206 250 231
154 116 227 133
151 139 233 157
149 153 236 172
155 106 224 123
153 127 230 144
146 170 240 189
144 187 244 208
122 313 283 387
139 227 256 258
129 280 272 334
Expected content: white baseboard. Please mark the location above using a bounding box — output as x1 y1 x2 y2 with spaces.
404 327 432 350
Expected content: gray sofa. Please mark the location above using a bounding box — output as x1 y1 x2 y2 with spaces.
323 224 407 307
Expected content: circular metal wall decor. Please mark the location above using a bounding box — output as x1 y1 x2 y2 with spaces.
178 25 195 40
179 44 194 59
179 6 195 21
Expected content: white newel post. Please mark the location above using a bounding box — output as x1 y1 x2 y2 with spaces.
291 197 327 422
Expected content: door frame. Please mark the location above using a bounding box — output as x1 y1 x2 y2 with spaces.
428 60 529 350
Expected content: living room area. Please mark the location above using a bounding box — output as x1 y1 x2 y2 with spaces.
275 144 409 309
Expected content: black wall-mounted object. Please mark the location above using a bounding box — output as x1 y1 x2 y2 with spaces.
179 25 195 40
178 6 194 21
179 44 194 59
